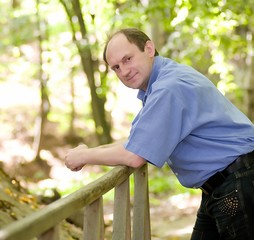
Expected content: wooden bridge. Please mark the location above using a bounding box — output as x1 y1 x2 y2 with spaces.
0 164 151 240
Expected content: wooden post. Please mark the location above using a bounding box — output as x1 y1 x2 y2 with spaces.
132 164 151 240
112 178 131 240
38 225 60 240
83 197 104 240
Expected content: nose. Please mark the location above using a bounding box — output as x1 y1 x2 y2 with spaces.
120 65 130 77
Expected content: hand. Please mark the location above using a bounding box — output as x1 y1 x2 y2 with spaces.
65 144 88 171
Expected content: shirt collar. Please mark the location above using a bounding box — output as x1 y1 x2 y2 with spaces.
137 56 163 105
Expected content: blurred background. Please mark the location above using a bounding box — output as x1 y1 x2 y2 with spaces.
0 0 253 239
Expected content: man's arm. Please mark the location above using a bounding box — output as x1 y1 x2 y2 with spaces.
64 141 146 171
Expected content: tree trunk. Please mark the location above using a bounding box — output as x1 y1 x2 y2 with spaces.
243 31 254 122
60 0 112 145
33 0 50 161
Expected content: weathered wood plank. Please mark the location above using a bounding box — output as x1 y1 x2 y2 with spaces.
112 178 131 240
132 164 151 240
38 224 60 240
83 197 104 240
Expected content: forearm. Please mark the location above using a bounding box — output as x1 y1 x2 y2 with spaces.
86 143 130 166
65 141 146 171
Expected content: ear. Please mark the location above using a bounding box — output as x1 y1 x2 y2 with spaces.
144 40 156 57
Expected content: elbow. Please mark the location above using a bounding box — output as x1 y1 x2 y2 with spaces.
128 157 146 169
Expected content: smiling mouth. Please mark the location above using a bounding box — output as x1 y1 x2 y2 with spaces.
127 73 137 82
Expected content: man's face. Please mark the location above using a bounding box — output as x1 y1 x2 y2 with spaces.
106 33 155 91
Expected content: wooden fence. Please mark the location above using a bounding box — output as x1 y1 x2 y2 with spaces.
0 164 151 240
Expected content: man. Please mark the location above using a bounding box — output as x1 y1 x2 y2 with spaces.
65 28 254 239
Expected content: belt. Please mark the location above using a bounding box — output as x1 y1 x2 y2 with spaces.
200 150 254 195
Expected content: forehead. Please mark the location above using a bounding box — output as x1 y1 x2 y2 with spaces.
106 33 139 66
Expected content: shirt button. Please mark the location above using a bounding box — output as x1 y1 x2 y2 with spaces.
175 172 178 176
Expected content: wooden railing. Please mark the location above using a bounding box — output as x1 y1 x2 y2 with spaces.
0 164 151 240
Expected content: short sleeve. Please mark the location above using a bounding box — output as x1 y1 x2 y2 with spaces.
125 86 193 167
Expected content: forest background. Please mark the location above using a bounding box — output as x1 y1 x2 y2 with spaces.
0 0 254 238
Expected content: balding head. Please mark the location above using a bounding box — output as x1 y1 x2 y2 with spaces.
103 28 159 64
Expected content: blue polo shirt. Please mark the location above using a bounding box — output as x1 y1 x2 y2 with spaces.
125 56 254 188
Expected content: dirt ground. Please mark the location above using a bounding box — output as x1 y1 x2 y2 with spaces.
150 194 201 240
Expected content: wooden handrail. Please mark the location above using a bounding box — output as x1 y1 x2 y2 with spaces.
0 165 151 240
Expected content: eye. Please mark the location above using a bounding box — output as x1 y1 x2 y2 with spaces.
112 65 120 72
123 56 131 64
126 57 132 62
